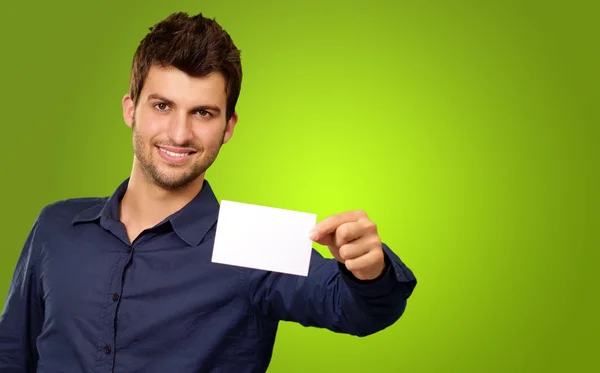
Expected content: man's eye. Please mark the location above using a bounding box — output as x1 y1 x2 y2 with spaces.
196 110 211 117
154 103 169 111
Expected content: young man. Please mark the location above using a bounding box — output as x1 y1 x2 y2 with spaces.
0 12 417 373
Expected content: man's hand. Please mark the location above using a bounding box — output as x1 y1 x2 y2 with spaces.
309 210 386 281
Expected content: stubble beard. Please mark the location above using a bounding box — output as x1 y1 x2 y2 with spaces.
131 120 224 190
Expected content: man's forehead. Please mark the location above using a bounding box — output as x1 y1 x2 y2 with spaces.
142 66 227 101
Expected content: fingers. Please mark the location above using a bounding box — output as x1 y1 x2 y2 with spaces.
309 210 368 241
310 210 384 280
332 221 362 247
333 219 377 247
344 248 384 274
337 233 381 262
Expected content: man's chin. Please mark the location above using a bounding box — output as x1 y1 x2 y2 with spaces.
152 177 194 190
149 169 204 190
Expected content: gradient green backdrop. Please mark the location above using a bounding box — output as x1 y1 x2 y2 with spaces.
1 1 598 372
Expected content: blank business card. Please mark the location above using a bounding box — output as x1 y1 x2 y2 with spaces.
211 200 317 276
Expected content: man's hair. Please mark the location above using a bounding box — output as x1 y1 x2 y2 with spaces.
129 12 242 121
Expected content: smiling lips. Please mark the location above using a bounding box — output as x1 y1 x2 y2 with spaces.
156 146 197 164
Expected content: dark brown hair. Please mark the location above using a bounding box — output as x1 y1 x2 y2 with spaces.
129 12 242 121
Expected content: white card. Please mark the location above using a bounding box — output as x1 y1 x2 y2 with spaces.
211 200 317 276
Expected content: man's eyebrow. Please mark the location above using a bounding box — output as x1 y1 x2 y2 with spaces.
146 93 222 114
146 93 173 104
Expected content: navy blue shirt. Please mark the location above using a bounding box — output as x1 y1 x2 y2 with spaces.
0 178 417 373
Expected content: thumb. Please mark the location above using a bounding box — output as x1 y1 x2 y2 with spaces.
309 228 334 246
309 230 342 261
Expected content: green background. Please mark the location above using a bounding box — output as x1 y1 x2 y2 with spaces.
1 0 598 372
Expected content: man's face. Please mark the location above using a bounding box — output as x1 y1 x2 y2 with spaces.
122 65 237 190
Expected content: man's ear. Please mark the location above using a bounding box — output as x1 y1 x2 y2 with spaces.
122 93 135 128
222 112 239 144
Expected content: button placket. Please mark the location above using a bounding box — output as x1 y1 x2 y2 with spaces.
99 246 132 368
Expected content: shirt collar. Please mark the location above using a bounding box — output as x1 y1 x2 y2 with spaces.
72 177 221 246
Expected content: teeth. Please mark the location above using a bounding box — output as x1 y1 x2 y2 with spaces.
160 148 190 157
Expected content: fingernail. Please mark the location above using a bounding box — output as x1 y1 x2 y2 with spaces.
309 231 318 240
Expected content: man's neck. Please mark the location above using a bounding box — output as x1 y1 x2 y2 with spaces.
119 170 205 242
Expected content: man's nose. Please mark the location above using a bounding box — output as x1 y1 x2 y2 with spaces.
167 114 194 145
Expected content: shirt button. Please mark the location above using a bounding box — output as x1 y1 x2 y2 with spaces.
112 293 120 302
104 345 111 354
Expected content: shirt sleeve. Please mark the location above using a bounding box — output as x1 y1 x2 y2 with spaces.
245 242 417 337
0 216 44 372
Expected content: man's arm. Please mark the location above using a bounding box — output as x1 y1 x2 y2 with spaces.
0 217 44 372
246 242 416 336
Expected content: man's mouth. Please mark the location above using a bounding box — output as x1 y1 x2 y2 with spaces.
159 148 194 157
156 146 198 162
